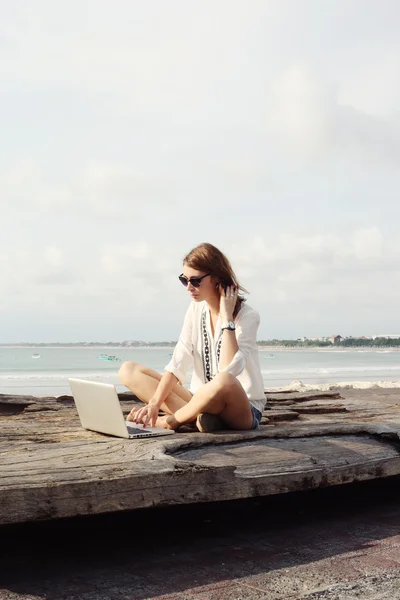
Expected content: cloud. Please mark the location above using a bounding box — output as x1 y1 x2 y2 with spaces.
229 227 400 316
3 226 399 337
338 57 400 118
1 1 400 340
1 161 179 220
353 228 383 260
266 63 400 164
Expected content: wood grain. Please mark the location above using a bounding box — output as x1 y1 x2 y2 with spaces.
1 388 400 525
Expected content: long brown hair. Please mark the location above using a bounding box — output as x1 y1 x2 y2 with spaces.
183 242 248 318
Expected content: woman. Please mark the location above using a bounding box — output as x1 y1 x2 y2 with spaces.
118 243 266 432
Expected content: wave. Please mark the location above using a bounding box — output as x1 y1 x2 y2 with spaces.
3 363 400 381
317 350 349 353
266 379 400 392
261 365 400 376
0 372 117 381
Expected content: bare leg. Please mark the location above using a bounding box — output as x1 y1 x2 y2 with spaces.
170 372 254 430
118 361 192 414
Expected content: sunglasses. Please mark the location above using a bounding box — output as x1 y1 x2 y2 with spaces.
178 273 211 288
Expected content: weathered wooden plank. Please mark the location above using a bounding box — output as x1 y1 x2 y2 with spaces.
1 433 400 525
288 404 347 414
262 409 299 421
174 434 400 474
1 388 400 525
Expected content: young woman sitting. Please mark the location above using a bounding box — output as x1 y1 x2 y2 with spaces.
118 242 265 432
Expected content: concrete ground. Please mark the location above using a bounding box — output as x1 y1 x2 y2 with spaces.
1 476 400 600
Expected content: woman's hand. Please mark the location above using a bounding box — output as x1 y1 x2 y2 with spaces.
219 284 238 321
128 400 159 428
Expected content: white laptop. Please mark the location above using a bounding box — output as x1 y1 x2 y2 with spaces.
69 378 175 439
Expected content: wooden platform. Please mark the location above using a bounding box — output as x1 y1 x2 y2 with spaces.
1 388 400 525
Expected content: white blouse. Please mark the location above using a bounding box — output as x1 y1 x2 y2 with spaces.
164 301 266 414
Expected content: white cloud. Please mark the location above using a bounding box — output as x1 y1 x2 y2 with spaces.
267 63 335 158
1 160 179 220
338 57 400 117
229 228 400 326
2 225 399 339
1 1 400 340
266 62 400 164
100 242 151 273
353 228 383 260
43 246 64 267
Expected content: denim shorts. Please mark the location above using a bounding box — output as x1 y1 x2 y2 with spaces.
250 405 263 429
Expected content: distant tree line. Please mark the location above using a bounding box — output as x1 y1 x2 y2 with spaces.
339 337 400 347
3 338 400 349
257 340 332 347
257 338 400 348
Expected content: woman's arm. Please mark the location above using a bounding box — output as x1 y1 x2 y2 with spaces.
218 329 239 371
218 285 239 370
219 309 259 376
130 304 194 427
218 284 260 376
128 370 180 426
150 370 180 409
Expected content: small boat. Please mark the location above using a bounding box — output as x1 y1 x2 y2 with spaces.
31 353 41 359
265 354 275 359
106 355 120 362
97 354 120 362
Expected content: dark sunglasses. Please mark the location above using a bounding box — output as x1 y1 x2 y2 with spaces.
178 273 211 288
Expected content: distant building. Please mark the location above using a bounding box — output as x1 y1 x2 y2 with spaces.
329 335 343 344
372 334 400 340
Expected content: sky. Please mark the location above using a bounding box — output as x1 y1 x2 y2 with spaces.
1 0 400 342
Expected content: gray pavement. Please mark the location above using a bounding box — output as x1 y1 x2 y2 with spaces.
1 476 400 600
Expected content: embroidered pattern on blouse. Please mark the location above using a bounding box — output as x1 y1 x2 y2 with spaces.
215 332 223 369
201 308 212 382
201 307 223 382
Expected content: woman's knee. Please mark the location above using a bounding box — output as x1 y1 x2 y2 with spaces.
118 361 141 385
213 371 237 392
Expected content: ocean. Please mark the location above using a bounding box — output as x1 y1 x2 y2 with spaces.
1 346 400 396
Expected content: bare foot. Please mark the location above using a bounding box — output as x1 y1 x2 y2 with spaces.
156 415 177 430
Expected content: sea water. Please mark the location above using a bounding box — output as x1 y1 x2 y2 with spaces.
1 346 400 396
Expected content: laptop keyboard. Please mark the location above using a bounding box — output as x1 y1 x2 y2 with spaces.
127 425 154 436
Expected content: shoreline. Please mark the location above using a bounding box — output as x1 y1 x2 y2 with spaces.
265 379 400 392
2 379 400 398
1 345 399 351
258 346 400 351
